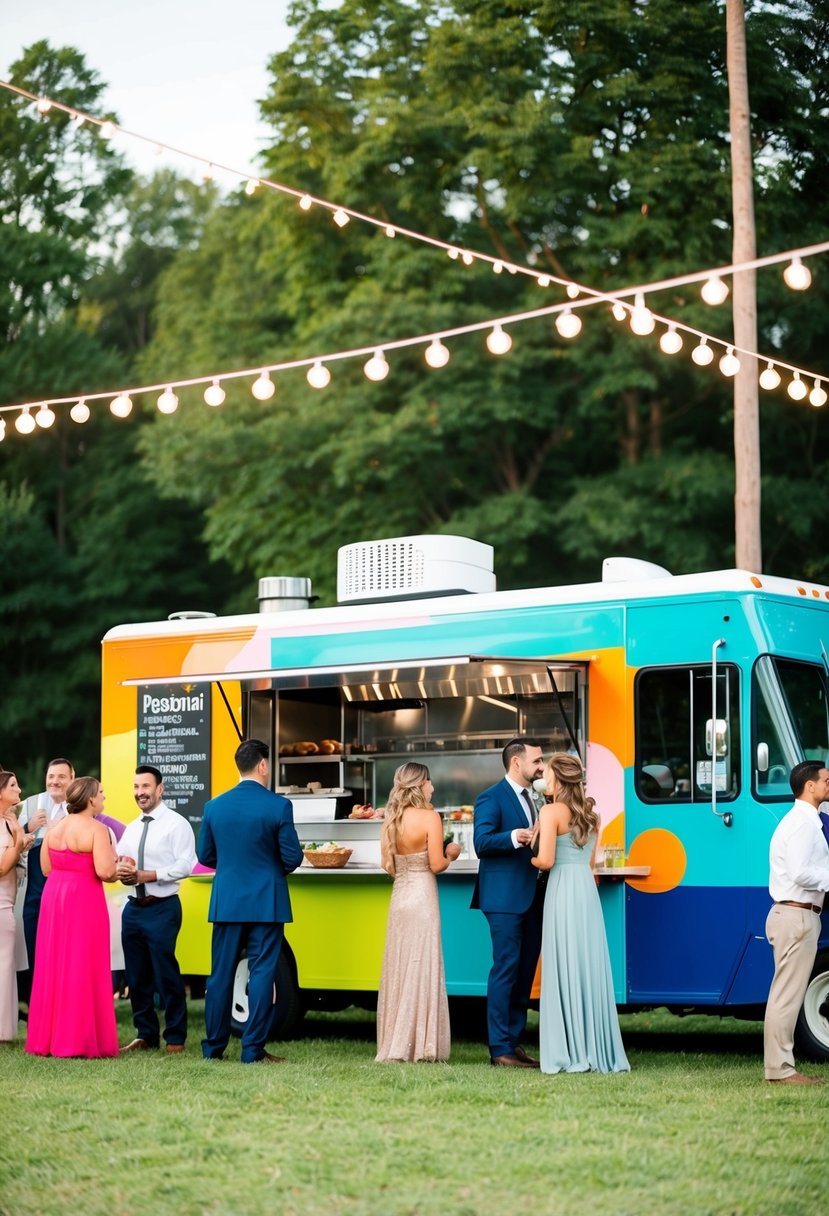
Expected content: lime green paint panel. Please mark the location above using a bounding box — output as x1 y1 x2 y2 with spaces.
286 874 392 990
177 877 215 974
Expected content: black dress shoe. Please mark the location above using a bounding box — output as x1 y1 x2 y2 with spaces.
513 1047 540 1068
491 1053 536 1068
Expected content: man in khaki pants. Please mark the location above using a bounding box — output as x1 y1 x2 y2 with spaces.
764 761 829 1084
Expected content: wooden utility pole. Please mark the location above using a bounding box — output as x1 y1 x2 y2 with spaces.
727 0 762 571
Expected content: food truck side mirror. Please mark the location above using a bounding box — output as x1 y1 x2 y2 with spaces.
705 718 728 758
756 742 769 773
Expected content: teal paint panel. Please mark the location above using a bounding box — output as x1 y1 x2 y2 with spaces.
439 875 493 997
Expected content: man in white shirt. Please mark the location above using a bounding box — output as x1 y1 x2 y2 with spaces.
18 757 74 999
764 760 829 1084
115 765 196 1054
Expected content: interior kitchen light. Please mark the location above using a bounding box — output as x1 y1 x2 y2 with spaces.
759 363 781 390
204 380 226 407
251 372 276 401
486 325 512 355
424 340 450 368
783 257 811 291
701 275 729 306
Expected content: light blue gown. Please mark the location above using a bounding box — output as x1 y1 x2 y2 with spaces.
539 832 630 1074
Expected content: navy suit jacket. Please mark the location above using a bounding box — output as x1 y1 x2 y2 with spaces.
471 778 538 914
197 779 303 925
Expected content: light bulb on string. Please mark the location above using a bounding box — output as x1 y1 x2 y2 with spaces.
555 309 582 339
110 393 133 418
810 380 827 408
0 419 5 442
507 265 518 275
759 363 781 390
447 248 460 261
251 372 275 401
630 293 655 336
99 120 116 140
16 408 36 435
566 283 580 300
70 400 90 423
36 98 52 114
204 380 225 407
486 325 512 355
364 351 389 382
299 194 313 211
537 275 551 288
719 347 741 377
461 251 474 266
202 164 214 182
424 339 450 369
35 403 56 428
307 361 331 389
701 275 729 306
659 326 683 355
788 373 808 401
783 257 811 291
611 301 628 322
332 208 349 228
157 387 179 414
72 113 85 129
691 339 714 366
385 225 396 238
244 178 258 196
493 261 503 275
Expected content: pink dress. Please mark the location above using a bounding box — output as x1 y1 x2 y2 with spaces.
25 848 118 1058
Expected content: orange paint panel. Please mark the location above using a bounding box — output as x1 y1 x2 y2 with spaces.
626 829 687 894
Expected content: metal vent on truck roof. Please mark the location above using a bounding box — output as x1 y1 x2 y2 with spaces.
602 557 672 583
337 535 495 604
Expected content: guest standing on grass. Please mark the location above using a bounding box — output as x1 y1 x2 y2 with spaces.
116 765 196 1055
1 771 34 1042
764 761 829 1085
198 739 303 1065
25 777 119 1058
375 763 462 1063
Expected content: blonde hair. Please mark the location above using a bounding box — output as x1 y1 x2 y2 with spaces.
380 762 431 872
544 752 598 848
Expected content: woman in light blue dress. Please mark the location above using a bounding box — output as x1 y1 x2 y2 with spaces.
532 753 630 1074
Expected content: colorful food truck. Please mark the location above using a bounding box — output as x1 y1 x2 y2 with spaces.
101 536 829 1058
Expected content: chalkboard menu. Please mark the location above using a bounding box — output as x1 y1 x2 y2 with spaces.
137 684 211 833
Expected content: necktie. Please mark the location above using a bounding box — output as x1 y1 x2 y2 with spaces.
136 815 153 899
521 789 537 826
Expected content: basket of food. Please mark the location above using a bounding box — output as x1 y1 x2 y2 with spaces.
303 842 353 868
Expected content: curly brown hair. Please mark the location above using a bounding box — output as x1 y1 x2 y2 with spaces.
543 753 599 848
66 776 100 815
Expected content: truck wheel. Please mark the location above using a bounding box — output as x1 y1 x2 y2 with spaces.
229 947 305 1041
793 949 829 1063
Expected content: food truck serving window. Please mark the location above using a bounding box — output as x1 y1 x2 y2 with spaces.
635 665 741 803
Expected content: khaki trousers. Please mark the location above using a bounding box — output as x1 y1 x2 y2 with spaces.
763 903 820 1079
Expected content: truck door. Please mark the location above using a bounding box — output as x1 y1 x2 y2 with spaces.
626 659 747 1006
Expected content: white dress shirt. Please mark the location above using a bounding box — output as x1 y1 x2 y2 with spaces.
19 791 67 842
768 799 829 904
119 801 196 899
505 775 537 849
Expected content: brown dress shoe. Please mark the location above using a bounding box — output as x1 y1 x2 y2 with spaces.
165 1044 185 1054
120 1038 156 1053
257 1051 287 1063
513 1047 540 1068
767 1072 823 1085
491 1053 536 1068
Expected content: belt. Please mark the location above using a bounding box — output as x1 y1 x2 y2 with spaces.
130 894 165 907
777 900 823 914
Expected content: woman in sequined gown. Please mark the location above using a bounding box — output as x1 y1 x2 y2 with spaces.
375 763 462 1062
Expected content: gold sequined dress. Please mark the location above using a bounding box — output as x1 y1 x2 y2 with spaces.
375 851 450 1062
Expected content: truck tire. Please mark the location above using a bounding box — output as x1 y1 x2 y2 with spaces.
793 948 829 1063
229 946 305 1041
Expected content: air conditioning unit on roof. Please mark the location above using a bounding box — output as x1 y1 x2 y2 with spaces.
337 535 495 604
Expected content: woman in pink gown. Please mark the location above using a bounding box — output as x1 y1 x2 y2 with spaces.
26 776 119 1058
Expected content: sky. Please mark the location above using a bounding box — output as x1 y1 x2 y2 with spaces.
1 0 295 179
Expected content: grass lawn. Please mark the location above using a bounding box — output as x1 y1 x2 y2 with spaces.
2 1000 826 1216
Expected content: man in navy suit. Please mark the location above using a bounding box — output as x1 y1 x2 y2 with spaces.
198 738 303 1063
472 737 546 1068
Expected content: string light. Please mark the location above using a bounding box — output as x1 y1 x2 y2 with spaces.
157 387 179 414
251 372 276 401
788 373 808 401
692 339 714 366
555 309 582 339
110 394 133 418
486 325 512 355
306 361 331 389
99 120 116 140
69 400 90 423
461 251 474 266
0 419 5 441
16 408 36 434
783 257 811 291
630 294 655 336
244 178 258 196
719 347 741 377
332 209 349 228
701 275 729 306
659 326 683 355
759 363 782 390
424 339 450 368
35 403 56 428
299 194 313 211
611 301 628 322
363 351 389 382
36 97 52 114
492 261 503 275
204 380 226 407
447 248 460 261
810 380 827 407
71 113 85 129
537 275 551 288
566 283 580 300
385 225 396 238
